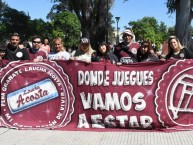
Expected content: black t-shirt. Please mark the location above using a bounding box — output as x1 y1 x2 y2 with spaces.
3 46 30 61
166 47 193 59
91 51 118 64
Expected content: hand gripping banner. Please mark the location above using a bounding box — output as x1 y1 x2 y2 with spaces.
1 60 193 131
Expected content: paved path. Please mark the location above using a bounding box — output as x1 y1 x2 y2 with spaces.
0 128 193 145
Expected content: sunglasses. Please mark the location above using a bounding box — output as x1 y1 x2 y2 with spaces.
13 33 19 36
33 41 41 44
11 33 20 38
11 33 20 36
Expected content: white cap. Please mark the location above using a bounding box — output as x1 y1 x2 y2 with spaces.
123 29 134 38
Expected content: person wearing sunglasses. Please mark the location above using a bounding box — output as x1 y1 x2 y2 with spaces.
70 37 95 63
3 33 30 61
27 35 48 62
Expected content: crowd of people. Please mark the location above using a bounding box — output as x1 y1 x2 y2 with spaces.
1 29 193 64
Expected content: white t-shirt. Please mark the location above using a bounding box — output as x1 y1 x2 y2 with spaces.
48 51 70 60
71 50 94 62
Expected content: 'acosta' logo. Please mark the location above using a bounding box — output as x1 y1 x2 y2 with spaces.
1 61 75 129
156 60 193 128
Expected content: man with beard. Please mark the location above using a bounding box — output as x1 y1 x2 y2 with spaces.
3 33 30 61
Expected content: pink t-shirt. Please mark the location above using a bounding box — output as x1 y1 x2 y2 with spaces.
41 44 50 53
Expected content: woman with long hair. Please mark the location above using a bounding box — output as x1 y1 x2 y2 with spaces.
48 37 70 60
91 42 118 64
137 40 159 62
70 38 95 62
166 36 193 59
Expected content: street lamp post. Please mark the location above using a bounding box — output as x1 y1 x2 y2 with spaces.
115 17 120 44
105 0 109 43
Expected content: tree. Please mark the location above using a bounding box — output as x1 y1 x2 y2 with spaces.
50 11 81 48
50 0 115 48
0 2 81 49
0 0 7 15
0 7 30 41
0 0 8 42
27 19 51 40
166 0 193 50
128 17 168 49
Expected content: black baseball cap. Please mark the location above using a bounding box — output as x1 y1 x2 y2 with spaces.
81 38 90 44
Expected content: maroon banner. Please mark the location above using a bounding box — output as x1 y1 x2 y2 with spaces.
1 59 193 131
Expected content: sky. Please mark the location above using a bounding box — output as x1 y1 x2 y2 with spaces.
3 0 175 32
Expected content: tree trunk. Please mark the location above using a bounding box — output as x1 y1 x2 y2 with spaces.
175 0 192 50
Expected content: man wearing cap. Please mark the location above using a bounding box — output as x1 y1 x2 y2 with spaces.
114 29 140 64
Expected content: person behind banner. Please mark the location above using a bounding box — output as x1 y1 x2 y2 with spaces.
91 42 118 64
137 40 159 62
41 37 51 54
2 33 30 61
165 36 193 60
27 35 48 62
70 37 95 63
48 37 70 61
114 29 140 64
0 42 7 60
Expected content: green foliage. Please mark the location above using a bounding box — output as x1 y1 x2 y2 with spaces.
0 0 179 50
50 0 115 48
50 11 81 48
0 3 81 49
167 26 175 36
26 19 54 41
166 0 179 13
0 0 7 16
0 7 30 41
128 17 172 50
